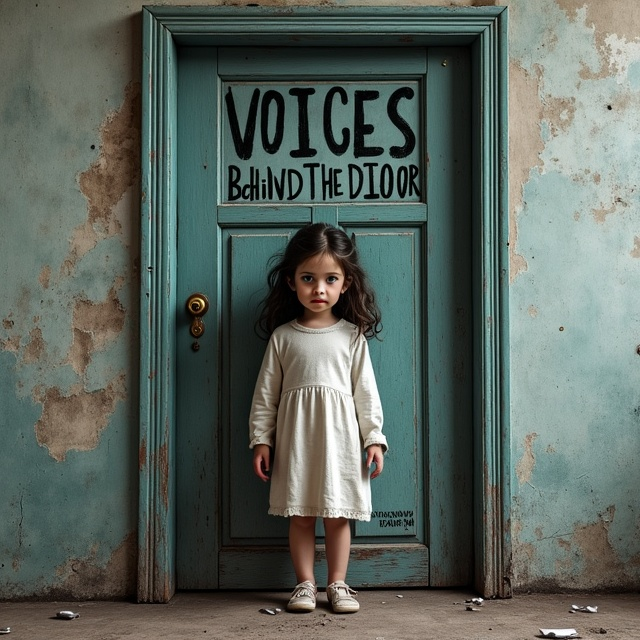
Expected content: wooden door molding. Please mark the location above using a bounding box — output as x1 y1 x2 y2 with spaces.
139 5 510 603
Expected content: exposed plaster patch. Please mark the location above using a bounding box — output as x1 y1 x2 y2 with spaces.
22 327 45 364
509 62 544 282
68 81 141 272
34 373 126 462
38 265 51 289
1 314 21 353
528 305 538 318
54 531 137 599
593 196 628 224
631 236 640 258
67 329 93 376
541 95 577 137
514 541 537 583
570 505 625 588
66 284 126 375
516 432 539 485
559 0 640 79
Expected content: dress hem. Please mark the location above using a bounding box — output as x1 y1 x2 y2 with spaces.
269 507 371 522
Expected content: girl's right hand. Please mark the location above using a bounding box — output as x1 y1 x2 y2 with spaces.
253 444 271 482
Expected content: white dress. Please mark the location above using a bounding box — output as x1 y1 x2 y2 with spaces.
249 319 387 521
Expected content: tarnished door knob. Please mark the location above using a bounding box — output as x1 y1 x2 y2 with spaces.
186 293 209 340
186 293 209 317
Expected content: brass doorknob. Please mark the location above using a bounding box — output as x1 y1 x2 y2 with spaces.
186 293 209 317
186 293 209 343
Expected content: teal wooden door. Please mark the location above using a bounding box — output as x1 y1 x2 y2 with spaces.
176 46 472 589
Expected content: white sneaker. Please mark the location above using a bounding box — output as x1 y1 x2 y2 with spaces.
287 580 317 612
326 581 360 613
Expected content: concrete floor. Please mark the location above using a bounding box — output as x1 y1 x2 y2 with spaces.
1 590 638 639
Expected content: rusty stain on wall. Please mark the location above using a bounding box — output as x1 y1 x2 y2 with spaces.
34 373 126 462
516 432 538 485
65 81 141 274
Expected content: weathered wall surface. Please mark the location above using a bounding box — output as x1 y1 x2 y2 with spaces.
0 0 638 598
508 0 640 590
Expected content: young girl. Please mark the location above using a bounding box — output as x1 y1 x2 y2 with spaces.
249 223 388 614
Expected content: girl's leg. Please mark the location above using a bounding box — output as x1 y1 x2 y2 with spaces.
323 517 351 584
289 516 317 583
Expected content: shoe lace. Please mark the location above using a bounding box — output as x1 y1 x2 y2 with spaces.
330 583 357 598
292 583 315 599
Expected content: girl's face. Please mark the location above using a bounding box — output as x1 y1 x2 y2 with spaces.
288 252 350 325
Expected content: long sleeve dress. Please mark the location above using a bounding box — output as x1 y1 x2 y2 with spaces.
249 318 387 521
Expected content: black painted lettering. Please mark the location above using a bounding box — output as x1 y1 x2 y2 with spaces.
225 87 259 160
303 163 320 200
260 90 285 155
324 86 350 156
387 87 416 159
287 169 303 200
333 168 344 198
380 163 393 199
348 164 363 199
228 165 242 201
289 87 317 158
409 164 421 198
271 167 285 200
397 165 408 198
363 162 380 200
354 90 383 158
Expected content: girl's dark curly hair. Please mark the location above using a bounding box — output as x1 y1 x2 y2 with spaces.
257 223 382 339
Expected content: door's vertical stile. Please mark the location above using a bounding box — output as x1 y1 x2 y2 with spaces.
426 48 473 586
175 47 220 589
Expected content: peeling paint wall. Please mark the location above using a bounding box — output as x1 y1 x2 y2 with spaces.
509 0 640 591
0 0 639 598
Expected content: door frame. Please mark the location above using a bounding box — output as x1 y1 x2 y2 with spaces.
138 5 509 603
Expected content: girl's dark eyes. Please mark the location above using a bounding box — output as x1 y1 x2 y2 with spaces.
300 275 339 283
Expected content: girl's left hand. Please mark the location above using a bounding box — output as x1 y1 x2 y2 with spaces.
366 445 384 479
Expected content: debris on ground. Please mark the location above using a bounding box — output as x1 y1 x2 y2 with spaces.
0 628 10 635
539 628 580 639
259 608 282 615
55 611 80 620
465 597 484 611
571 605 598 613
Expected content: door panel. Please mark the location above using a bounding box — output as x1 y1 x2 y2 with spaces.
348 229 422 541
176 45 472 590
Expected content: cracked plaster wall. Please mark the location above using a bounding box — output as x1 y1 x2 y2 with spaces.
0 0 638 598
509 0 640 591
